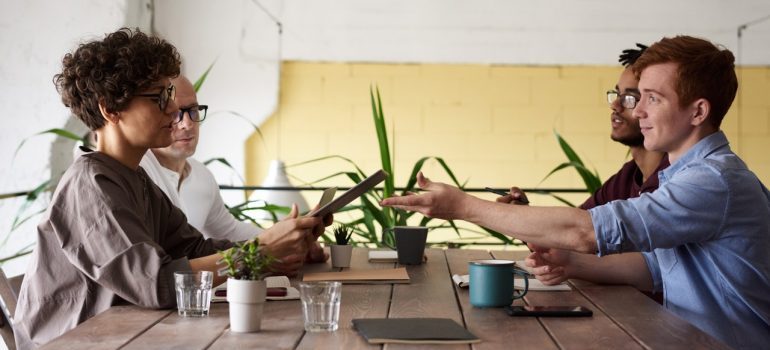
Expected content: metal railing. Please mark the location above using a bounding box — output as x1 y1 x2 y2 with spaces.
0 186 588 201
218 186 588 194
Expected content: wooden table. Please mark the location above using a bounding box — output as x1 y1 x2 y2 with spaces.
40 248 729 349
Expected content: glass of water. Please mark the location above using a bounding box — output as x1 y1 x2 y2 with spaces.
299 281 341 332
174 271 213 317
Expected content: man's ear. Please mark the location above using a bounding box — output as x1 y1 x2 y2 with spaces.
97 100 120 124
690 98 710 126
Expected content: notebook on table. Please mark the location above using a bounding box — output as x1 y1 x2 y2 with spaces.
211 276 300 303
352 318 481 344
302 267 410 284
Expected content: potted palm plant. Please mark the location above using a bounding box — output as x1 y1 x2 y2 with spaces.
330 225 353 268
288 87 518 248
218 239 274 332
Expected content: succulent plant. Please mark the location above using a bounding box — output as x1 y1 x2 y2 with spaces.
333 224 353 245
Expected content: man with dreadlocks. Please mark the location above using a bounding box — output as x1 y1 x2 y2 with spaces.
495 44 670 301
498 44 669 209
382 36 770 347
578 44 669 209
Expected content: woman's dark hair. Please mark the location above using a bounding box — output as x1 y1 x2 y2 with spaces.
54 28 181 130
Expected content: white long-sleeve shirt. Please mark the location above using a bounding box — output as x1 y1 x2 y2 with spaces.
140 151 260 242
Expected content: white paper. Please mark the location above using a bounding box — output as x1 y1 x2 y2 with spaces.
515 278 571 291
452 274 469 288
368 250 398 261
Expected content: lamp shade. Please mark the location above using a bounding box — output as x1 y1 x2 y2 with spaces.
248 160 309 220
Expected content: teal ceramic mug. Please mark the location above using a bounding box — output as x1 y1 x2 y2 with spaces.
469 259 529 308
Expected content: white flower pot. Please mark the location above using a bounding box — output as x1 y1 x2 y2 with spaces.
227 278 267 332
330 245 353 268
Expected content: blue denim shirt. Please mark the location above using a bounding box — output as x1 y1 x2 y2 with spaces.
589 131 770 349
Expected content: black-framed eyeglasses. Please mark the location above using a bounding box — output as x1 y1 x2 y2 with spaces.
135 84 176 111
606 90 640 109
175 105 208 124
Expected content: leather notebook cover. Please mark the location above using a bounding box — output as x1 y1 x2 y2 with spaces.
302 267 410 284
352 318 481 344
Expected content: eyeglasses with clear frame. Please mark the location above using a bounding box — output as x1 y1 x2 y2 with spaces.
175 105 208 124
606 90 640 109
135 84 176 111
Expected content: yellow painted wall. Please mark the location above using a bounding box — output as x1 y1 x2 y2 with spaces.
245 62 770 241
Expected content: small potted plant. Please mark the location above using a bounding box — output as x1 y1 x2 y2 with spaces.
330 225 354 268
218 239 274 332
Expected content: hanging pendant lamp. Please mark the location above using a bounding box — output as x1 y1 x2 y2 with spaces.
248 159 309 220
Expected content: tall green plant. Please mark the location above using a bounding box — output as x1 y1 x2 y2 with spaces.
540 130 602 207
288 86 516 247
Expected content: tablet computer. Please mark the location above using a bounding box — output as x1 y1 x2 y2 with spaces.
307 169 388 217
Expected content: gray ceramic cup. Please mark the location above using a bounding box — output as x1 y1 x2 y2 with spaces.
394 226 428 265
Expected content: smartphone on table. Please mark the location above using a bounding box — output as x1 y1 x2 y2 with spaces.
504 305 593 317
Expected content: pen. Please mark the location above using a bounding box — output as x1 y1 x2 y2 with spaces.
484 187 529 205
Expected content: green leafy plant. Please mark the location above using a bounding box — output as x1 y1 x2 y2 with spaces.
540 130 602 207
12 128 89 161
217 239 274 280
225 200 290 227
333 224 353 245
288 86 516 247
2 128 88 265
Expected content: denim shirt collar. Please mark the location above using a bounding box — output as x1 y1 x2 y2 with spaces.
658 130 729 184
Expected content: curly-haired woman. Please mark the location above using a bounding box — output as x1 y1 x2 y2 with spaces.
13 28 326 349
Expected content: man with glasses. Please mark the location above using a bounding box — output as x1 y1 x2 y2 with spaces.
500 44 668 210
382 36 770 347
580 44 669 209
497 45 670 304
141 76 328 275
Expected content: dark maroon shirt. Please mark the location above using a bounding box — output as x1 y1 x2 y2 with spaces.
579 156 670 210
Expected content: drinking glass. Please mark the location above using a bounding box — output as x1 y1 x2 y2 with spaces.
174 271 213 317
299 281 341 332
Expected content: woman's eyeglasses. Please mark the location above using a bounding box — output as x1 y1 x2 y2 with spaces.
135 84 176 111
175 105 208 124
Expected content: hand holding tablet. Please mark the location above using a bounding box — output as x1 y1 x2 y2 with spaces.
307 170 388 218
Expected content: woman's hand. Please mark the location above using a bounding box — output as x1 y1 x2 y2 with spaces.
258 204 323 275
305 241 329 263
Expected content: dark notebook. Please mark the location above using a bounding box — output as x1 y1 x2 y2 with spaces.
352 318 481 344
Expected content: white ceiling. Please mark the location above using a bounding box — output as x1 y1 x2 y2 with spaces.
270 0 770 65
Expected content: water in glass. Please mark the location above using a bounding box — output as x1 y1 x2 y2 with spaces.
176 285 212 317
300 282 341 332
174 271 213 317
